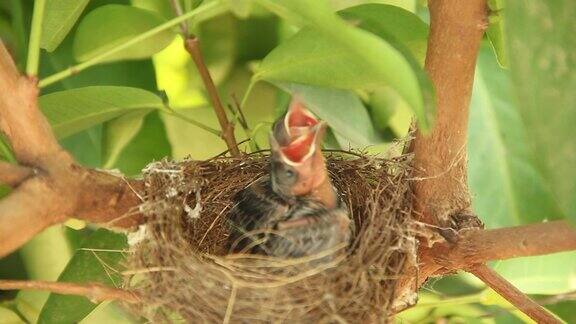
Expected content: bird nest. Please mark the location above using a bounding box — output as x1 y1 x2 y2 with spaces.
127 152 418 323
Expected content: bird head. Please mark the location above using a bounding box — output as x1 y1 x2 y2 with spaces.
270 99 330 201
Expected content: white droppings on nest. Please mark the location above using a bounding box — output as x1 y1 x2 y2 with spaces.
128 224 148 247
184 190 203 220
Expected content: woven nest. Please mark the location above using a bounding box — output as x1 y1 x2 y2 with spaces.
127 152 418 323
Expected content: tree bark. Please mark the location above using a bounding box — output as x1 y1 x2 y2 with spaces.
412 0 487 226
0 41 144 258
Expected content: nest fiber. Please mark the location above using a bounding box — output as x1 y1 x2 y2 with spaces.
128 153 417 323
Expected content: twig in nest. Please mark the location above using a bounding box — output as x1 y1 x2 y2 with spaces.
469 265 561 324
0 280 140 304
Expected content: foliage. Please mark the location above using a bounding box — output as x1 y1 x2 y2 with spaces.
0 0 574 322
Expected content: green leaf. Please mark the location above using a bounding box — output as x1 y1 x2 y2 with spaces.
505 0 576 222
228 0 253 18
38 86 164 138
468 47 574 295
0 306 25 324
275 82 382 147
40 0 89 52
113 111 172 176
102 111 149 169
255 1 434 132
338 3 428 64
16 225 73 323
468 47 562 228
330 0 417 12
38 229 128 324
73 4 176 63
368 87 413 138
486 0 507 68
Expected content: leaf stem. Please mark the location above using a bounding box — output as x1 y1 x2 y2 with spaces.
26 0 46 75
38 0 226 88
161 109 221 136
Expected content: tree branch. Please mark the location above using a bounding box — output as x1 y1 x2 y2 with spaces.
0 280 139 304
412 0 487 226
0 41 144 258
469 265 561 323
428 220 576 272
0 161 33 186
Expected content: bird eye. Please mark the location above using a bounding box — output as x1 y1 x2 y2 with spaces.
285 170 295 178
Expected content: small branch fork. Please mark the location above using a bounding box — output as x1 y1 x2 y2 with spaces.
0 41 145 257
169 0 241 157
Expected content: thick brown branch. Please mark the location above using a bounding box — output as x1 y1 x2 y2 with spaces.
0 41 144 258
0 280 140 304
469 265 561 323
412 0 487 225
183 38 241 157
437 220 576 269
0 161 33 186
0 42 61 164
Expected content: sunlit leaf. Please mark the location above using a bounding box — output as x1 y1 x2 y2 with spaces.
73 4 176 63
0 306 25 324
255 1 434 131
39 86 164 138
505 0 576 222
41 0 89 52
38 229 128 323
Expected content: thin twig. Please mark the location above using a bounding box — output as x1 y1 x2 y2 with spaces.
170 0 189 36
183 41 241 157
0 280 140 304
469 265 561 323
168 0 241 156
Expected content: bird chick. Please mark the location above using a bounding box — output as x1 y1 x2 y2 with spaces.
227 99 352 258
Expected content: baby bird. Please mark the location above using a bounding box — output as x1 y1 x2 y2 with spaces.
226 99 352 258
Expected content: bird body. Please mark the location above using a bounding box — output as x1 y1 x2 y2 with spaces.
227 175 350 257
227 99 352 258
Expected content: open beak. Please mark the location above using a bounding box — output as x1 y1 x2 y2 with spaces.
271 98 324 166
